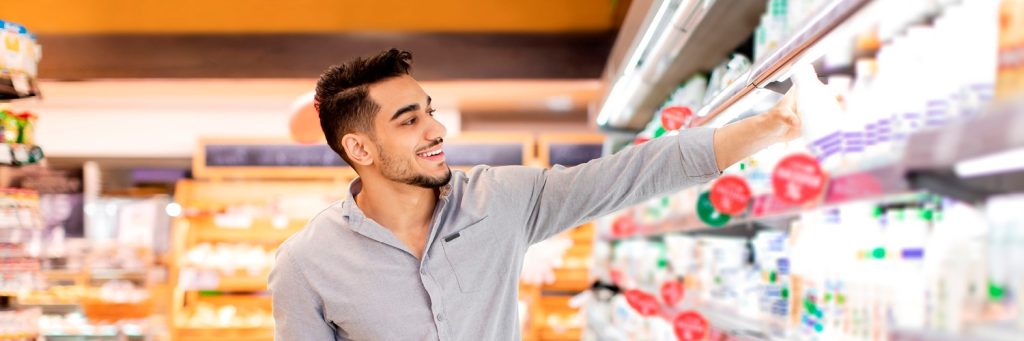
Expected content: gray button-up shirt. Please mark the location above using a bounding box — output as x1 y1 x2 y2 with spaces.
269 128 720 340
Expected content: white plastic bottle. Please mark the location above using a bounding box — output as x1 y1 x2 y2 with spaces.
790 63 844 170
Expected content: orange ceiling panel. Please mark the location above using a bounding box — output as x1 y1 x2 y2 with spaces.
5 0 617 34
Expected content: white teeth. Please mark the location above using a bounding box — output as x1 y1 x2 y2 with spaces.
419 149 442 157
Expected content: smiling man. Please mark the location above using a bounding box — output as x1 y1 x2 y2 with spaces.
269 49 801 340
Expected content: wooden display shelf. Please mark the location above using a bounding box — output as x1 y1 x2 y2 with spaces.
82 299 155 322
544 268 591 292
185 216 306 244
175 326 273 341
191 225 303 244
213 275 268 292
537 295 583 341
540 328 582 341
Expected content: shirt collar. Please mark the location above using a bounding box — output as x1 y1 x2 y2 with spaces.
341 177 453 226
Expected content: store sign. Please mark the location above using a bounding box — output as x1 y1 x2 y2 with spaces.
673 310 709 341
696 191 731 227
660 279 685 307
661 106 693 131
548 142 603 167
623 289 661 316
709 175 752 215
772 153 827 205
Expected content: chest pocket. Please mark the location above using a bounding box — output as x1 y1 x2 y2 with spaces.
440 216 508 293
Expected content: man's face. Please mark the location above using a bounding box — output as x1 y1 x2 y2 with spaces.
366 75 451 188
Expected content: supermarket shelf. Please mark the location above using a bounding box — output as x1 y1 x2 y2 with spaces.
539 328 582 341
0 74 40 101
607 101 1024 240
696 305 777 341
694 0 873 126
692 75 754 124
750 0 873 85
890 323 1023 341
543 268 591 292
176 326 273 341
904 101 1024 169
89 268 148 280
902 102 1024 202
214 276 268 292
190 219 305 243
0 226 43 242
0 143 45 166
44 333 146 341
601 0 766 130
19 303 81 315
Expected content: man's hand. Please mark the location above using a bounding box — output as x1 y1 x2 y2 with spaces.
713 89 803 171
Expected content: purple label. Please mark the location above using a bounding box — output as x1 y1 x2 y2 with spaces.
926 100 949 109
901 248 925 259
778 258 790 273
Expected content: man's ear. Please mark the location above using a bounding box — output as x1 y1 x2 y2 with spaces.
342 133 374 167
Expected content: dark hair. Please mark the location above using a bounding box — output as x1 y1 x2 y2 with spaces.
316 48 413 165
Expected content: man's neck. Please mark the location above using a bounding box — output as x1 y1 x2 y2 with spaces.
354 175 438 237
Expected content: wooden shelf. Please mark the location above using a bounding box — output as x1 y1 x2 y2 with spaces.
176 326 273 341
191 225 303 244
540 328 582 341
214 275 268 292
544 268 591 292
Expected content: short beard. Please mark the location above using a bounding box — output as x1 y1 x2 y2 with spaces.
376 140 452 189
403 168 452 188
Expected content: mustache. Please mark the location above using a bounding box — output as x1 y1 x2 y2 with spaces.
416 138 444 153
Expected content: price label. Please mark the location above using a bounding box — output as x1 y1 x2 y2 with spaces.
673 310 710 341
696 191 731 227
624 289 661 316
661 106 693 131
709 175 752 215
772 153 827 205
611 214 637 237
660 279 685 307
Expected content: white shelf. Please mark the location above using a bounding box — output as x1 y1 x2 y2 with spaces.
891 323 1024 341
694 0 873 125
601 0 874 130
600 0 767 130
606 102 1024 241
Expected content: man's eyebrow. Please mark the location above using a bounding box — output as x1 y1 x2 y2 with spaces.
391 103 420 121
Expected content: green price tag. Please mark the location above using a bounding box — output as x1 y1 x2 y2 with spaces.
696 191 731 226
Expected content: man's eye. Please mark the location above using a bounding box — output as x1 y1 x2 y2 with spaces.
404 118 416 125
427 108 436 116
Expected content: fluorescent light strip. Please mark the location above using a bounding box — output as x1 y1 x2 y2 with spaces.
954 147 1024 178
624 0 675 75
596 75 642 126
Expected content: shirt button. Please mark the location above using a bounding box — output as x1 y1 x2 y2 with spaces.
436 313 444 322
420 268 426 275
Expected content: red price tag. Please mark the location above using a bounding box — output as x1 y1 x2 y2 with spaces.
612 215 637 237
673 310 709 341
660 279 685 307
709 175 752 215
661 106 693 131
610 269 624 287
624 289 661 316
772 153 827 205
